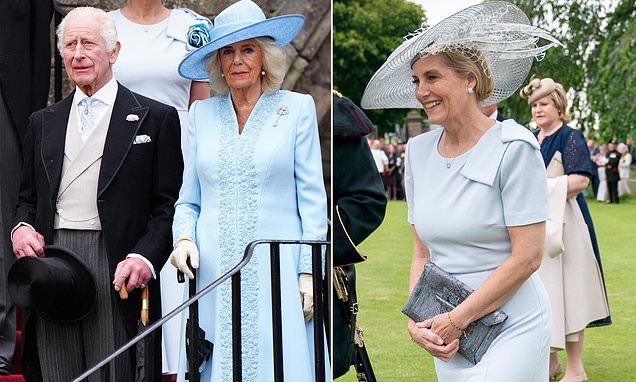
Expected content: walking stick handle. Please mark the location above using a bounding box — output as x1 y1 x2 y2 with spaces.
141 286 149 326
119 279 129 300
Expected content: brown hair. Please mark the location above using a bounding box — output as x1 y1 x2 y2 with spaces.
547 83 571 123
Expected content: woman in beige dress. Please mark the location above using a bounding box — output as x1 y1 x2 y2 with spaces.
521 77 611 382
618 142 632 197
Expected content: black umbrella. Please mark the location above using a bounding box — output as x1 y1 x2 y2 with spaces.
120 283 159 382
178 261 213 381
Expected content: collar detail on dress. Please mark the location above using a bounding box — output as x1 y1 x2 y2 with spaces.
461 119 539 186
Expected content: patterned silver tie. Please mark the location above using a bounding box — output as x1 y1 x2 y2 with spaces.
79 97 97 134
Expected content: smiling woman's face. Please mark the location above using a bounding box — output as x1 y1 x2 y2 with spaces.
219 38 264 93
411 54 474 127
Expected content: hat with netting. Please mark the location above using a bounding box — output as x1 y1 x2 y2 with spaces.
361 1 562 109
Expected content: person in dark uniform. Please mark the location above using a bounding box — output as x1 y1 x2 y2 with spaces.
332 91 387 380
0 0 53 374
605 142 621 203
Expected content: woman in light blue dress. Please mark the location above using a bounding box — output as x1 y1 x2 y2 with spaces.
361 3 561 381
169 1 328 381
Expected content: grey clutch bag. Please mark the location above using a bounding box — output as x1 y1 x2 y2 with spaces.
402 262 508 365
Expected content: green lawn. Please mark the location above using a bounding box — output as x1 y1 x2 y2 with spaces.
339 187 636 381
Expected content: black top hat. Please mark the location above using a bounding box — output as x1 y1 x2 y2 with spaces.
8 245 97 323
333 91 375 139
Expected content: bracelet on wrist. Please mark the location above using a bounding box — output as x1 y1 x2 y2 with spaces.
447 312 468 338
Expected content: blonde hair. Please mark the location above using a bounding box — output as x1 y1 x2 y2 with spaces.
206 37 287 95
547 83 571 123
439 48 495 102
56 7 118 54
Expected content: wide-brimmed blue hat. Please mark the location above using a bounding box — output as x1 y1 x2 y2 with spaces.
179 0 304 80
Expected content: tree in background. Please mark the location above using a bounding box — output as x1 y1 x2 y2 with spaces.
500 0 606 133
334 0 424 136
499 0 636 142
335 0 634 141
587 0 636 142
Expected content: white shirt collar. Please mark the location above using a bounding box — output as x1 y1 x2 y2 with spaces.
73 77 119 106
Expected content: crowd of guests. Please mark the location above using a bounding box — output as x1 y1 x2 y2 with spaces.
369 139 407 200
588 139 633 203
367 126 633 207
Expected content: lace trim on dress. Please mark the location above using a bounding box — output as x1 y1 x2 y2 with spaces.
216 91 283 381
563 128 595 177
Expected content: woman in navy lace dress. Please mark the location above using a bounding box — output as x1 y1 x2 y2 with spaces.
521 76 611 382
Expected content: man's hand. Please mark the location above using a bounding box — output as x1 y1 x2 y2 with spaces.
298 273 314 322
12 225 45 259
113 257 152 293
169 238 199 279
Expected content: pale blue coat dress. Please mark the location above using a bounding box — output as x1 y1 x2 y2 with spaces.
405 120 552 381
173 90 328 381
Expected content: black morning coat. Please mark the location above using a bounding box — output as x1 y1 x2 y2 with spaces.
332 93 387 378
14 83 184 381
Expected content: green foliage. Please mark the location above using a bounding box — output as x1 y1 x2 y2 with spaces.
333 0 425 135
587 0 636 142
334 0 633 141
500 0 607 137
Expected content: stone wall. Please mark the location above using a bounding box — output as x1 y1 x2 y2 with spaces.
52 0 332 195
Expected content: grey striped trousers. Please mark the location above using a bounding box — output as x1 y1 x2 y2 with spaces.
35 229 134 382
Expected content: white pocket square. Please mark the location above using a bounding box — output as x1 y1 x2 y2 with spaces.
133 135 152 144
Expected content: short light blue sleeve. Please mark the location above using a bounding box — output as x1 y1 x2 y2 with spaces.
499 140 548 226
172 100 202 245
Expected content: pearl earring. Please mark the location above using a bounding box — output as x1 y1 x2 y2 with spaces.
221 73 224 77
467 87 474 94
261 70 266 76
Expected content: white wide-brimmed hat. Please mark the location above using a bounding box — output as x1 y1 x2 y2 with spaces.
179 0 304 80
361 1 562 109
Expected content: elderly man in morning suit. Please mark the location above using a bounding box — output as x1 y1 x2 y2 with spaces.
11 7 182 381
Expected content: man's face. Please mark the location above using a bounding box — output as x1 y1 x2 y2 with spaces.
61 16 119 95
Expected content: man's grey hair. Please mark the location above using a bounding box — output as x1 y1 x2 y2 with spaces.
205 37 288 95
56 7 118 54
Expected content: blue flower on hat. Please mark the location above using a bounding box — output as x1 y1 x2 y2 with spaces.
187 23 213 51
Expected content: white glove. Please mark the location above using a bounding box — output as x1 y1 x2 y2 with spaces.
169 238 199 279
298 273 314 322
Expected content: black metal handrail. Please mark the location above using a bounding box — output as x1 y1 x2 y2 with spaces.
72 239 329 382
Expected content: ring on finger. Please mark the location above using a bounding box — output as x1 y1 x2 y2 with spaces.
140 284 146 289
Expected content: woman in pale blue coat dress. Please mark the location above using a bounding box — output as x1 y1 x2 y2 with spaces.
169 1 328 381
361 3 561 381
